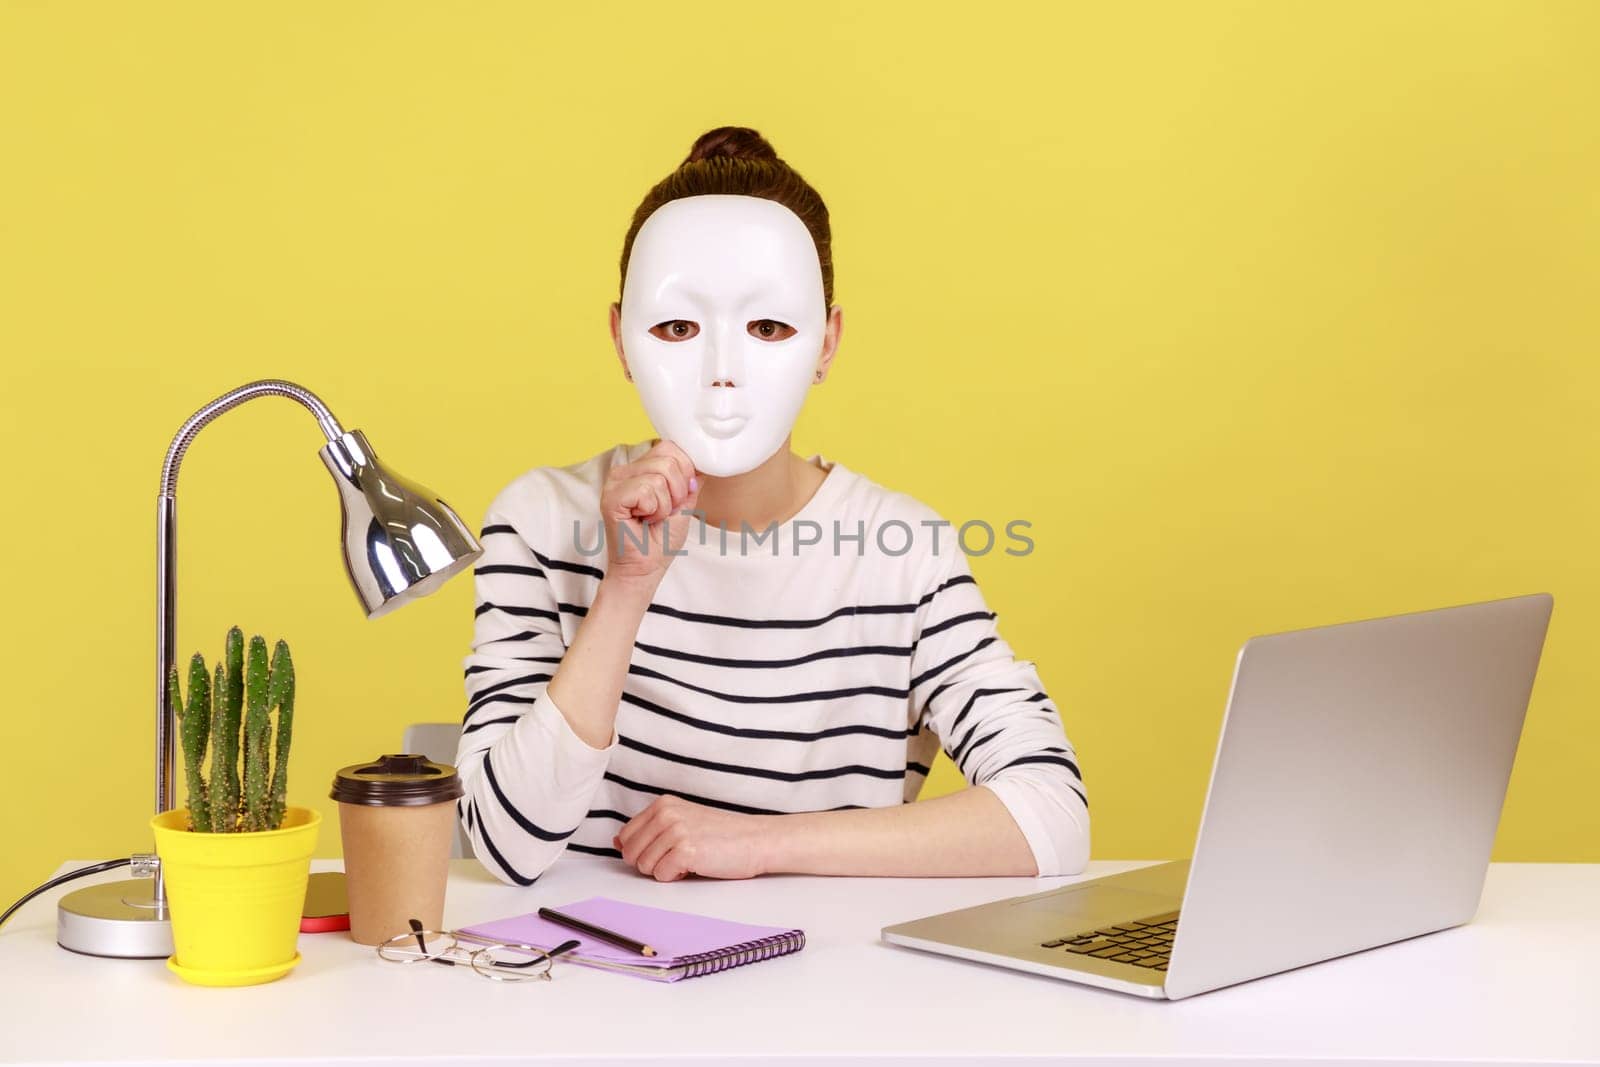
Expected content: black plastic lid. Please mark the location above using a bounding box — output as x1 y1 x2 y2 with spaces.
330 753 464 807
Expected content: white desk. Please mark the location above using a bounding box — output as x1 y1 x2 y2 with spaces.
3 857 1596 1066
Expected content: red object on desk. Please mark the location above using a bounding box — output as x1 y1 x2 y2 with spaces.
301 912 350 933
301 871 350 933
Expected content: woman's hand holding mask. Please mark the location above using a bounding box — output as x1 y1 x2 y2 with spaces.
600 440 701 590
544 440 698 751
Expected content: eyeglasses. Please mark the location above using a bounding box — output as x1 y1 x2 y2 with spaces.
376 918 581 983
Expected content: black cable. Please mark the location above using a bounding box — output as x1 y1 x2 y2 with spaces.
0 859 133 930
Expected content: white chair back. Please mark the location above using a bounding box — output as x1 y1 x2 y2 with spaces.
400 722 473 860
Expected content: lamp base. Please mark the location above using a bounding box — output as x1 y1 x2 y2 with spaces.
57 880 173 959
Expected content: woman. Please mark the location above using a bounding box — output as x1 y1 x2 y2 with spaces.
456 126 1088 884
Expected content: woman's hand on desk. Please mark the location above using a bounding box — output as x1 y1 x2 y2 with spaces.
613 790 1045 879
613 794 771 882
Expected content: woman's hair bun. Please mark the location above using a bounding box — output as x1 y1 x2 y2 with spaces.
683 125 780 165
623 123 833 306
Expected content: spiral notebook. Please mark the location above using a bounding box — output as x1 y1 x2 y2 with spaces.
457 896 806 982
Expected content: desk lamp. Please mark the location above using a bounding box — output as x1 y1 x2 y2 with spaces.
57 379 483 958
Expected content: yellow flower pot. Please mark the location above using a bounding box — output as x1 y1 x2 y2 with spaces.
150 806 321 987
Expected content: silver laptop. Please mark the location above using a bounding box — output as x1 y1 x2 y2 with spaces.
882 593 1553 1000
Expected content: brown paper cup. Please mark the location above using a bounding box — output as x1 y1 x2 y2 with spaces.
339 799 456 945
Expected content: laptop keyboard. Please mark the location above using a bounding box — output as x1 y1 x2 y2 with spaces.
1040 910 1180 970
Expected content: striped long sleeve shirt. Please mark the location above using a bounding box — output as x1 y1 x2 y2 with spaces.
455 441 1089 884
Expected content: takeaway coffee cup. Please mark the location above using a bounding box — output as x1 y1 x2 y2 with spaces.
330 753 464 945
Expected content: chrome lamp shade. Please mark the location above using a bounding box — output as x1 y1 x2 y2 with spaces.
320 429 481 619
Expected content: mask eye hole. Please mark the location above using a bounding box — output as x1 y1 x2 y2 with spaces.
649 320 699 342
749 320 797 342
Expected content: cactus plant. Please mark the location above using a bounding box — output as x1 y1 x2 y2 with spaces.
207 629 244 832
167 626 297 833
266 640 295 829
173 654 211 832
241 635 271 831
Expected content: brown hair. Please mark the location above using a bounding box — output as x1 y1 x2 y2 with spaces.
618 125 834 308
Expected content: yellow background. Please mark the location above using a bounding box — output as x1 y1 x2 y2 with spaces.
2 1 1596 908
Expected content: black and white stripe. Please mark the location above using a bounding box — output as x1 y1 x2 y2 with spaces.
455 443 1089 884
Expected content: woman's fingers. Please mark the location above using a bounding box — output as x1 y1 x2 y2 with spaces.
644 440 697 490
641 477 673 524
613 482 653 526
630 454 690 504
625 458 696 512
615 804 662 859
613 472 674 524
651 846 692 882
662 475 702 551
632 827 679 879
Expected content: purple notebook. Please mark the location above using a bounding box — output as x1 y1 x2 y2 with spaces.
458 896 806 982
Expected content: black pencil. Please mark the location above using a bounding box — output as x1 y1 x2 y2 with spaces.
538 906 658 957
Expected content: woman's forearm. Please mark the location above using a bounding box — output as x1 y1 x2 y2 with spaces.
545 575 657 749
762 785 1039 877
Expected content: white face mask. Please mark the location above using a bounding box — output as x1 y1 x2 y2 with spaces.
619 194 827 477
